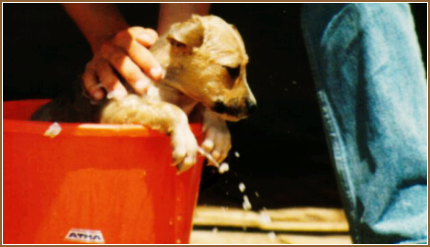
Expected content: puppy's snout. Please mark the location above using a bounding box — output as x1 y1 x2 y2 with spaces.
212 97 257 120
213 101 227 115
245 100 257 115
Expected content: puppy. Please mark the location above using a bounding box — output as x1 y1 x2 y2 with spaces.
32 15 257 173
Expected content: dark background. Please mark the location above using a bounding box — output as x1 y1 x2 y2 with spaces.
3 3 427 210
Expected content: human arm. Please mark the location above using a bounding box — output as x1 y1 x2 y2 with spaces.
62 3 211 100
62 3 162 100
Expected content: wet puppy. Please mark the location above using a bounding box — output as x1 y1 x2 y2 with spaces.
32 15 257 173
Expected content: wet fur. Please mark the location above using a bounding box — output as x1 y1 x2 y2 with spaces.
32 15 257 173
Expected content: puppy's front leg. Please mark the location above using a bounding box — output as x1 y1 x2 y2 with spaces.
201 108 232 165
101 95 198 173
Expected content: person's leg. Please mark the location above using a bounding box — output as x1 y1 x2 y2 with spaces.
301 3 427 244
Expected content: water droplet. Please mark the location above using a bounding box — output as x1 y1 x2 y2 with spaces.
242 195 252 211
268 231 276 241
218 163 229 174
259 211 272 224
239 182 246 193
43 122 62 138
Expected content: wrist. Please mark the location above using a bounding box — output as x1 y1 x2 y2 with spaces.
61 3 130 53
89 24 129 53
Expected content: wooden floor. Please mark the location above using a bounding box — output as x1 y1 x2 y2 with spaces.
190 206 352 244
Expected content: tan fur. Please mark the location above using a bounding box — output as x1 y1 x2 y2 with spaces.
100 15 257 173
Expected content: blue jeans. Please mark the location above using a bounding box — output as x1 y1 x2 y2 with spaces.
301 3 427 244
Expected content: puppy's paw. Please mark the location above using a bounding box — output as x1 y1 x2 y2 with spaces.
202 120 231 166
171 124 199 174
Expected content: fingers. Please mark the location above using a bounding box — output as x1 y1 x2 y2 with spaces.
82 63 103 100
95 60 127 99
100 43 152 94
113 27 162 79
82 26 163 101
116 38 162 80
125 26 159 47
112 28 162 77
83 58 128 100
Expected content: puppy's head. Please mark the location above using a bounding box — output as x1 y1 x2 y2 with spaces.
162 15 257 122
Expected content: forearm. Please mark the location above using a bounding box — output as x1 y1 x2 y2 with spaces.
64 3 209 99
158 3 211 34
61 3 129 53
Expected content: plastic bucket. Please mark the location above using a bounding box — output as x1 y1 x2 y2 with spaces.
3 99 204 244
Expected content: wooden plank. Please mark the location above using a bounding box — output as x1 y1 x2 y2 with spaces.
193 206 349 232
190 230 352 244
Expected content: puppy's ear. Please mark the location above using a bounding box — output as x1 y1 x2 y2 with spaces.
167 15 204 55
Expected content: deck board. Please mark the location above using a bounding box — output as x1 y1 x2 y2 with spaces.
191 206 352 244
190 230 352 244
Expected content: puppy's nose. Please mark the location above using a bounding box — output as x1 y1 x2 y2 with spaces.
246 100 257 115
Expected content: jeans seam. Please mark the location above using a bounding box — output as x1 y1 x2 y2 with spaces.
301 4 361 243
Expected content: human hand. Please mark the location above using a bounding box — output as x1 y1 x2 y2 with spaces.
83 26 163 101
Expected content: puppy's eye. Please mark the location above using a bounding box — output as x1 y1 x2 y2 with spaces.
224 66 240 79
170 39 187 49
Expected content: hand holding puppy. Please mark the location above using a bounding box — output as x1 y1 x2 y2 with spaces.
62 3 211 101
62 3 163 101
83 27 163 101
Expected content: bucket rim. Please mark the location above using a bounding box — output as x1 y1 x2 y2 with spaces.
3 99 203 138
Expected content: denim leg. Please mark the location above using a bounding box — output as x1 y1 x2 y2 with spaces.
301 3 427 244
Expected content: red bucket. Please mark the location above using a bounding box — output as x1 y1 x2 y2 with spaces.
3 99 204 244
